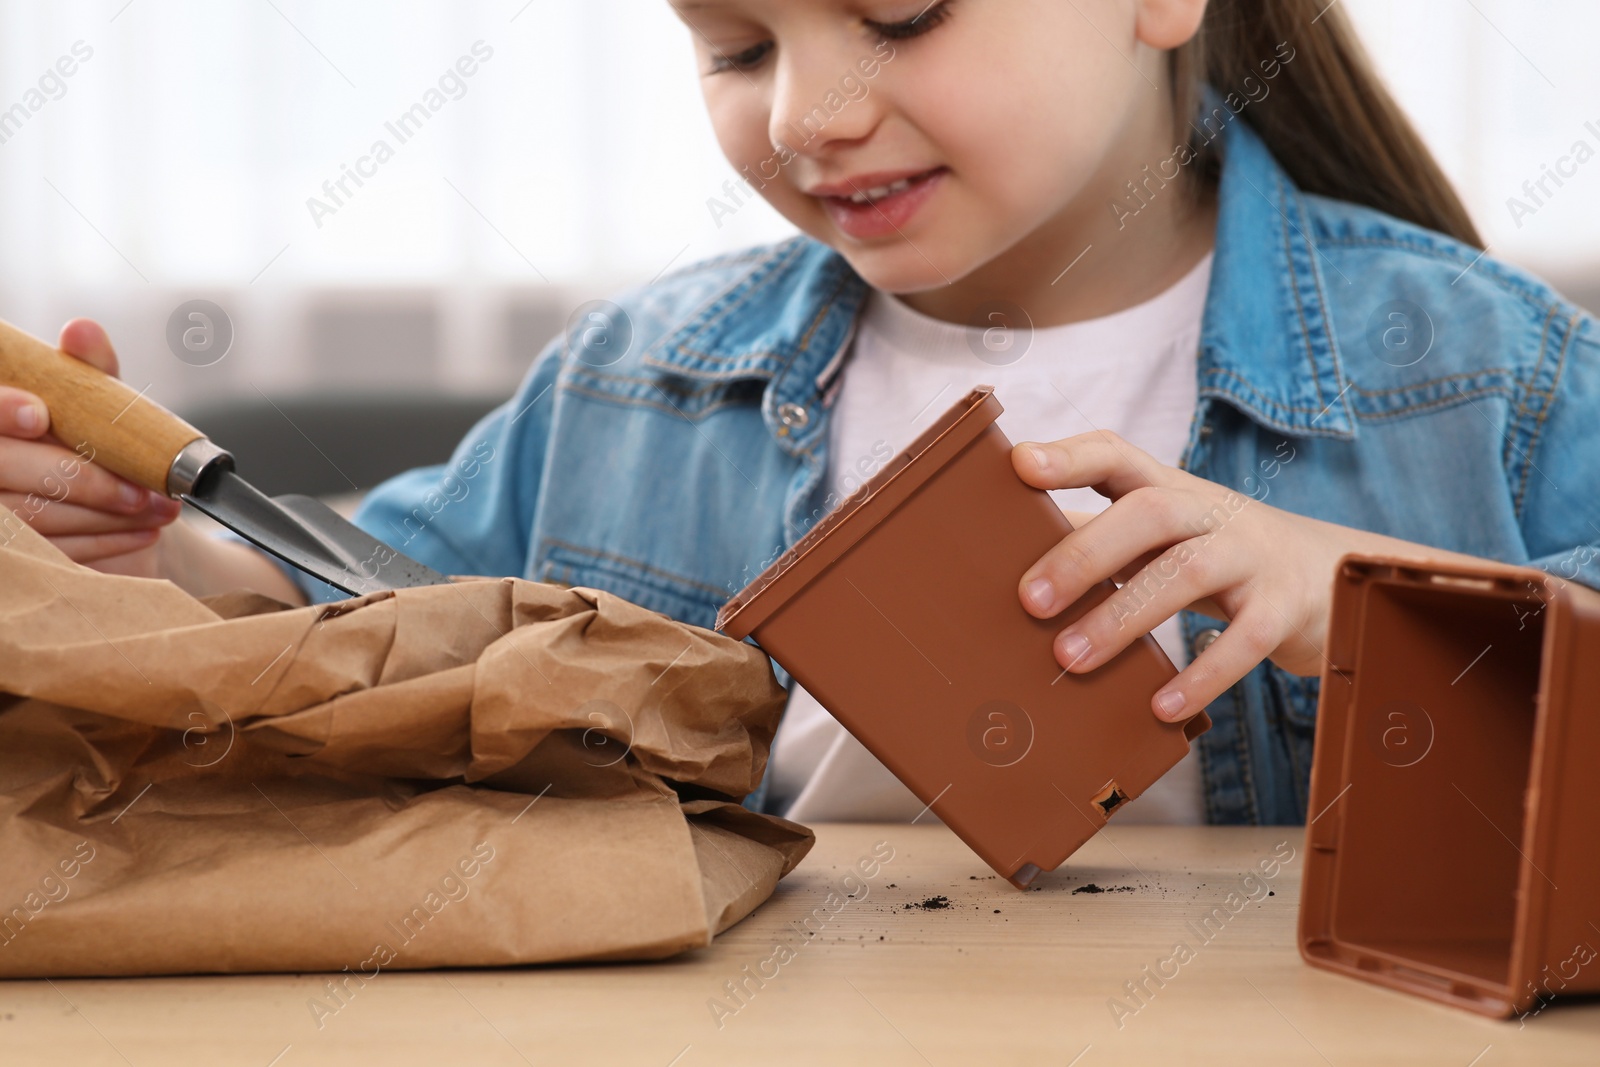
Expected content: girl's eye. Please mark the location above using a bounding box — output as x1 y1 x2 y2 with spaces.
704 0 956 75
865 0 955 41
707 40 773 75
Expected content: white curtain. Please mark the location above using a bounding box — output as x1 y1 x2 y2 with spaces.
0 0 1593 404
0 0 796 405
1346 0 1600 271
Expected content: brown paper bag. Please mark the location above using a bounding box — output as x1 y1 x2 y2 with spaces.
0 511 812 977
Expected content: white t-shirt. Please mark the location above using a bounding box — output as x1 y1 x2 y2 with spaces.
767 252 1213 825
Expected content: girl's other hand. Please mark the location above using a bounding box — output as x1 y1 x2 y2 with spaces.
0 319 183 568
1011 431 1481 723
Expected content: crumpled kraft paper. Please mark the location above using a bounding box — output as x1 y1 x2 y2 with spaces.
0 511 812 977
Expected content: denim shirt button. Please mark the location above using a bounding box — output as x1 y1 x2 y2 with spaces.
1194 627 1223 655
776 402 811 433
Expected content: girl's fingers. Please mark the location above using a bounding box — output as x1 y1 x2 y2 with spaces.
1052 534 1240 674
1149 603 1285 722
56 318 120 377
1011 430 1169 499
0 387 51 439
0 437 173 516
0 494 182 535
51 528 162 564
1058 509 1167 584
1021 485 1225 617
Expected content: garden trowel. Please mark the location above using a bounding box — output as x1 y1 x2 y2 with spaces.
0 317 447 596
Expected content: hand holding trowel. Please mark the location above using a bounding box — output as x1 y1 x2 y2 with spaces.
0 317 448 596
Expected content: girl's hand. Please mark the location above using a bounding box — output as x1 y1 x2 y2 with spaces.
0 319 183 569
1012 431 1479 723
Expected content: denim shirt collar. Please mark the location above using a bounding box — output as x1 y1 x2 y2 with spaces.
1200 114 1356 438
645 113 1356 440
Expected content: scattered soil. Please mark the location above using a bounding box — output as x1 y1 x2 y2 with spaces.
1072 883 1136 895
902 895 952 911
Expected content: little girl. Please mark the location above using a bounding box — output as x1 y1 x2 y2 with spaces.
3 0 1596 827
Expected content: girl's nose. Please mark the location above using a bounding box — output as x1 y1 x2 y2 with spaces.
766 46 883 161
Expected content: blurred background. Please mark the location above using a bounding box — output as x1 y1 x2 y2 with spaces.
0 0 1595 492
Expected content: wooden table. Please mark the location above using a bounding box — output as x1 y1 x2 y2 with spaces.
2 824 1595 1064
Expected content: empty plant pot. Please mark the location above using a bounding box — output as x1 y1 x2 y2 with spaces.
1299 553 1600 1018
717 386 1210 888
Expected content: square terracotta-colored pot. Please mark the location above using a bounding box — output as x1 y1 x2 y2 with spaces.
717 386 1209 888
1300 553 1600 1018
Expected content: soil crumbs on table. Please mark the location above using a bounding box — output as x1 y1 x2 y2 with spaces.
903 895 952 910
1072 883 1137 895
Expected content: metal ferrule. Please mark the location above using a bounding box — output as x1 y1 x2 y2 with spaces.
166 437 234 497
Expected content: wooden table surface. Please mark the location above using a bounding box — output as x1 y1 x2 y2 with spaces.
2 824 1595 1065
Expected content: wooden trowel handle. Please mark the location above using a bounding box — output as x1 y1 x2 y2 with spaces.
0 317 222 496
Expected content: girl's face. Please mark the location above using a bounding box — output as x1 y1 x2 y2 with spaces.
670 0 1208 299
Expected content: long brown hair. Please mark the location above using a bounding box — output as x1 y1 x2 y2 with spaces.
1172 0 1483 247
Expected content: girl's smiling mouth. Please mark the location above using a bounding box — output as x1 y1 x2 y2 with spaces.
809 166 948 239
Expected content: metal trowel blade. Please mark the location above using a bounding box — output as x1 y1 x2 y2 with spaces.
182 468 449 596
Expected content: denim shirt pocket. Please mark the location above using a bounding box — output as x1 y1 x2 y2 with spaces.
1270 669 1322 729
535 539 728 633
1266 666 1322 815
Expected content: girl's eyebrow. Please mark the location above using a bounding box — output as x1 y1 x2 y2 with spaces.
675 0 765 12
672 0 755 25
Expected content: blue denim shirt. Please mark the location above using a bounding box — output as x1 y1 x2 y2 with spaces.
296 116 1600 826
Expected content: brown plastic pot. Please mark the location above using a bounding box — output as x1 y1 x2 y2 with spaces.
1300 553 1600 1018
717 386 1209 889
